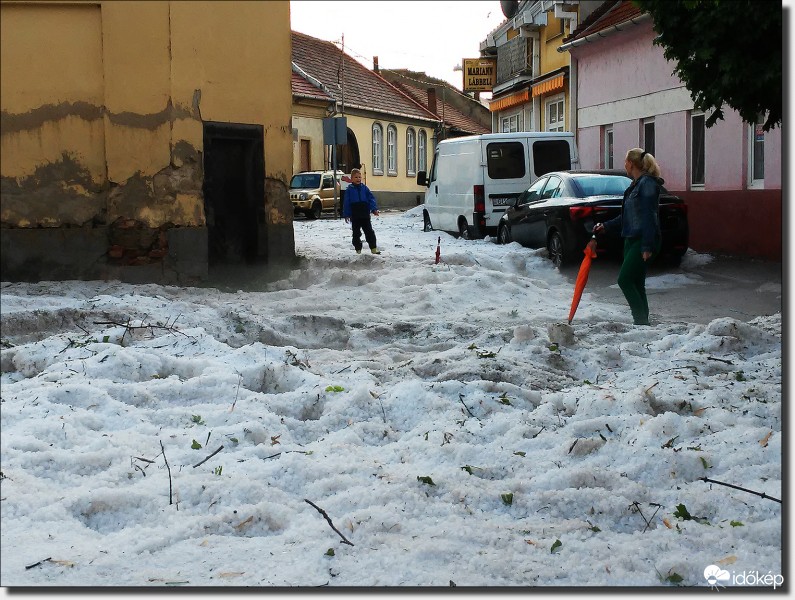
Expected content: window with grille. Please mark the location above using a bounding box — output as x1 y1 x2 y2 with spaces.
749 114 765 187
642 119 655 157
387 124 397 175
418 130 427 172
372 123 383 175
604 126 614 169
546 95 565 132
406 128 416 176
691 113 705 186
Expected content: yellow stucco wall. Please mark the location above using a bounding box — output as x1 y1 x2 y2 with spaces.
540 13 569 74
1 3 106 183
1 0 292 228
170 1 292 183
292 110 328 173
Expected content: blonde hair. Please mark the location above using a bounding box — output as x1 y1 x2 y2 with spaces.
626 147 661 178
350 168 361 176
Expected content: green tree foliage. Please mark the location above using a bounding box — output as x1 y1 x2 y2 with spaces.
634 0 782 131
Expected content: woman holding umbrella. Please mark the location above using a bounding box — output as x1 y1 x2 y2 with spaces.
592 148 663 326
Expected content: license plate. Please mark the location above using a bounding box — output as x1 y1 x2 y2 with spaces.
491 197 515 207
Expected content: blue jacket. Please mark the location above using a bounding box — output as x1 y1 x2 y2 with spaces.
603 174 662 253
343 183 378 219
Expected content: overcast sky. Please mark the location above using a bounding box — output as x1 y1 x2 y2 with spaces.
289 0 506 94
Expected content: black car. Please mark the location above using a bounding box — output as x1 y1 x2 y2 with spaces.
496 170 689 268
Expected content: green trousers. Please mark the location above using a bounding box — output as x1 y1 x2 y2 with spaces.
617 238 659 325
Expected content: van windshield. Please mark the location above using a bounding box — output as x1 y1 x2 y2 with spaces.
486 142 525 179
290 174 321 189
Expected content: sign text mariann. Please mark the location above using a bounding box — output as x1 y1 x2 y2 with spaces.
462 58 496 92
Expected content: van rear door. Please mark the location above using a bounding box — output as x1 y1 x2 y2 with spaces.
483 140 528 233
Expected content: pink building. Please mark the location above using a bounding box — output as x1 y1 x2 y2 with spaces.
560 1 781 260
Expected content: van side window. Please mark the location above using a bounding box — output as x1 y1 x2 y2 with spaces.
487 142 526 179
532 140 572 177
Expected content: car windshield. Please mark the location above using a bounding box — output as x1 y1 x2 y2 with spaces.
290 174 321 189
573 175 631 197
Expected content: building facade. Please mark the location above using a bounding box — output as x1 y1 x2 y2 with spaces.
1 1 294 283
291 31 440 210
560 1 782 259
481 1 602 134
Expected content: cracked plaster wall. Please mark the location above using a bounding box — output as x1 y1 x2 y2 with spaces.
0 1 294 281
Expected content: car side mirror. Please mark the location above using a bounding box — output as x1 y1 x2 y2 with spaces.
416 171 428 187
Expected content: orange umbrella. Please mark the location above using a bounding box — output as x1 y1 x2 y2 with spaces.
568 241 598 324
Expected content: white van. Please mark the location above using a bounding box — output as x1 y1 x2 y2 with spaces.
417 132 579 239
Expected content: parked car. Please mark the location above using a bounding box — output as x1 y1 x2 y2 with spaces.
496 170 689 268
289 171 342 219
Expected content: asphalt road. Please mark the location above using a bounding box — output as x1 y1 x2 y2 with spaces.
560 253 784 325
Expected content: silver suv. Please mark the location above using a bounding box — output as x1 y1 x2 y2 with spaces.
289 171 341 219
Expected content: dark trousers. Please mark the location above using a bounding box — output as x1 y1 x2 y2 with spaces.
617 237 659 325
351 216 377 251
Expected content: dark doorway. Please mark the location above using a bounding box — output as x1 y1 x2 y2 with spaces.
336 128 361 173
203 122 266 265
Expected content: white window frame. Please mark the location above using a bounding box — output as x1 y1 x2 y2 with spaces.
524 105 534 132
546 94 565 132
372 123 384 175
501 111 521 133
387 124 398 176
604 126 614 170
418 129 427 172
406 128 416 176
641 118 655 157
748 115 765 189
690 111 706 188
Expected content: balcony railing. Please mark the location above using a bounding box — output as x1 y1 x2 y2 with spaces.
496 35 533 85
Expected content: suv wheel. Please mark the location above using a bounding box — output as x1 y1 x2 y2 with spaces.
308 200 322 220
423 213 433 232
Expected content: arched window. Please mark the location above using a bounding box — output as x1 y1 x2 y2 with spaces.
418 129 428 172
387 124 398 175
406 128 416 176
372 123 383 175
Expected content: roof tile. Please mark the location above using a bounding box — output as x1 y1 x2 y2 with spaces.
291 31 438 123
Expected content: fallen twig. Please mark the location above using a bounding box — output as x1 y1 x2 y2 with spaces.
707 356 734 365
700 477 781 503
230 374 243 412
304 499 354 546
93 318 190 339
458 394 476 419
193 445 224 468
160 440 173 505
25 558 52 570
651 366 698 376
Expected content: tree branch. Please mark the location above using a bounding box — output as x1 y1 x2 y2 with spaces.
304 499 354 546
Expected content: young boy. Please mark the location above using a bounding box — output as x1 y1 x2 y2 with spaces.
342 168 380 254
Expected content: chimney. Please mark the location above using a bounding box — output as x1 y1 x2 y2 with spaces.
427 88 437 115
373 56 379 73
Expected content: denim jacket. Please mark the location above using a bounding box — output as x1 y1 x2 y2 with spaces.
603 174 662 253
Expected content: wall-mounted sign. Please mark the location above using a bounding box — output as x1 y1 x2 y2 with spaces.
463 58 497 92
